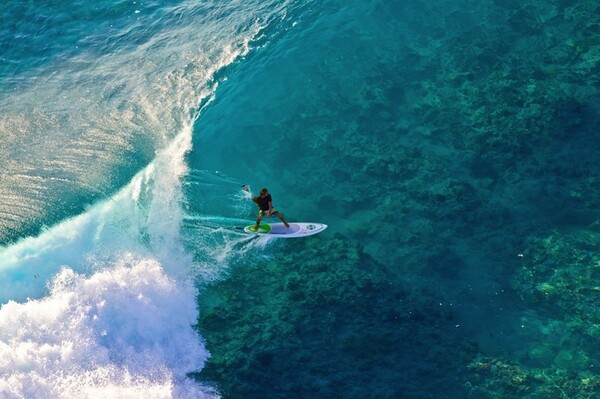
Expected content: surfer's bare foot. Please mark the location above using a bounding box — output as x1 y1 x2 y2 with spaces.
284 222 290 228
252 225 259 231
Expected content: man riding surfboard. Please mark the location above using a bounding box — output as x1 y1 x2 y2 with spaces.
251 188 290 231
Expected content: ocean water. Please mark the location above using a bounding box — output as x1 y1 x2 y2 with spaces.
2 0 600 398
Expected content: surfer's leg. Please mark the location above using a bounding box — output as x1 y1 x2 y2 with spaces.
254 211 264 230
277 212 290 228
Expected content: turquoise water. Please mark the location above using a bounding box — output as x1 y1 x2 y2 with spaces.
2 0 600 398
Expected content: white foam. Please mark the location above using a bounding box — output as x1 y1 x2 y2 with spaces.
0 256 217 399
0 119 216 397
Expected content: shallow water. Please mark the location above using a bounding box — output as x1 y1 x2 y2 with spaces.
2 0 600 398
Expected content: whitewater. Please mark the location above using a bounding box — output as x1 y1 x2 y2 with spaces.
0 1 296 397
0 124 214 397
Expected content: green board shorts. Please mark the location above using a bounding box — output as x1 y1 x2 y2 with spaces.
259 209 279 217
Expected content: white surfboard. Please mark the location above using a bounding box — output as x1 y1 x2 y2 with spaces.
243 222 327 238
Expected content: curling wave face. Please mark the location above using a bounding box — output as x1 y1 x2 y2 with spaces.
0 0 297 397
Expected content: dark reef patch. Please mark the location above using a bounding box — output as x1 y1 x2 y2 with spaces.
195 235 472 399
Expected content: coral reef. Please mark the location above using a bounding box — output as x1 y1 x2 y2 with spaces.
191 0 600 397
512 229 600 365
467 356 600 399
194 234 472 398
241 0 600 277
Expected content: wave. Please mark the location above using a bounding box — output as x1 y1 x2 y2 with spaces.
0 0 296 398
0 0 293 243
0 114 217 397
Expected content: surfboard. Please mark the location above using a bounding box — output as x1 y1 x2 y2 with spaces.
243 222 327 238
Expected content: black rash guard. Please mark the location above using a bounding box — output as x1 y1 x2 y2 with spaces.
255 194 272 211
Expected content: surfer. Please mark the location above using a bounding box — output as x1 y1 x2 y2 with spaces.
252 188 290 230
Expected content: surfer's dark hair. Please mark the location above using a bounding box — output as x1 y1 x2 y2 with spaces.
260 188 268 194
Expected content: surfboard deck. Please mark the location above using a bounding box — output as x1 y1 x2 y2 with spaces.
243 222 327 238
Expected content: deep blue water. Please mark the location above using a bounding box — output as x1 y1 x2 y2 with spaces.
2 0 600 398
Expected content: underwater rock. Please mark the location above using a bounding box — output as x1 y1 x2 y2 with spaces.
554 350 589 371
195 234 469 398
190 0 600 396
467 355 600 398
526 345 555 368
513 229 600 338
